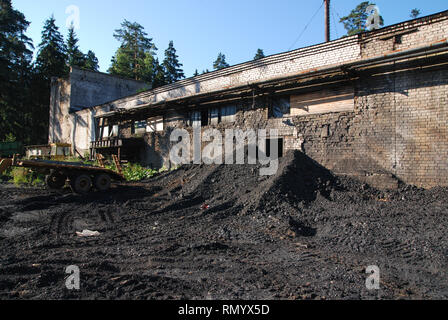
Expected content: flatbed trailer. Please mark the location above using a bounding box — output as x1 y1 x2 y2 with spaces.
0 157 125 194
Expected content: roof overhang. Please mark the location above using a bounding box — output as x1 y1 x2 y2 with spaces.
97 40 448 122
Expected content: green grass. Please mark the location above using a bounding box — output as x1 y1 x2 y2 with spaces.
1 156 178 185
105 162 175 182
10 167 45 186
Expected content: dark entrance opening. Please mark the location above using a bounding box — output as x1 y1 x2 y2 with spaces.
201 110 209 127
266 138 284 158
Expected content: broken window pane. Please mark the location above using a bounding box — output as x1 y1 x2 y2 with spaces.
210 108 220 125
134 120 147 134
146 117 164 132
221 105 236 123
271 97 290 118
110 125 119 137
102 126 110 138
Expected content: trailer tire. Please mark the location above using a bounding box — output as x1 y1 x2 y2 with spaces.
94 174 111 192
71 174 92 194
46 172 66 190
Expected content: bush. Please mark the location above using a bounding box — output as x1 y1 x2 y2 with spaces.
11 167 45 186
122 163 158 181
103 162 173 182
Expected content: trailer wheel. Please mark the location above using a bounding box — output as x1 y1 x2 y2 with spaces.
94 174 111 192
71 174 92 194
46 172 66 189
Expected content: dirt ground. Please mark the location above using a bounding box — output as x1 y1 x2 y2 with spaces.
0 151 447 300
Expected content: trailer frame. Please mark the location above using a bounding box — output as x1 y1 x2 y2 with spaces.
0 156 125 194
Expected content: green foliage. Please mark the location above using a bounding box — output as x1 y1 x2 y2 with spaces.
84 50 99 71
104 161 174 182
162 40 184 84
108 20 157 82
1 9 99 145
152 58 167 88
0 0 34 144
11 167 44 186
410 9 421 19
29 15 69 145
66 24 85 68
122 163 158 181
4 133 16 142
339 2 384 36
66 23 100 72
254 49 265 60
213 53 229 70
35 15 68 79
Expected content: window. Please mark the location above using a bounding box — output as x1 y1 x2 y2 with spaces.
134 120 147 134
201 110 209 127
189 105 236 127
290 86 354 116
110 125 119 137
221 105 236 123
102 126 110 139
146 116 164 132
270 97 291 118
210 108 220 125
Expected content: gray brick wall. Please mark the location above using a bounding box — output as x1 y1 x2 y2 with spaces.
69 12 448 189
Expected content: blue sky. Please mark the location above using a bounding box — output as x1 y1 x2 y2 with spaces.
12 0 448 78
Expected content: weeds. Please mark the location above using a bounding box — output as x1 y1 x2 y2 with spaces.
1 156 178 185
105 162 174 182
11 167 45 186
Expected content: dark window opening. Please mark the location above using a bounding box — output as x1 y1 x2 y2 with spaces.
201 110 209 127
269 96 291 118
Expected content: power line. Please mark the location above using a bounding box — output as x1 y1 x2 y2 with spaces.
331 3 339 39
287 1 325 51
332 3 344 23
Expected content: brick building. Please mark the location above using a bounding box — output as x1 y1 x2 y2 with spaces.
49 11 448 189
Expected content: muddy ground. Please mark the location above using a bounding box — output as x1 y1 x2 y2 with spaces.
0 151 447 300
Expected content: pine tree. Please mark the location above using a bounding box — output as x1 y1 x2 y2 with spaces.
162 41 184 84
31 15 68 143
339 2 384 36
83 50 99 71
213 53 229 70
35 15 68 80
66 23 85 68
254 49 265 60
152 58 167 88
109 20 157 81
0 0 34 143
410 9 421 19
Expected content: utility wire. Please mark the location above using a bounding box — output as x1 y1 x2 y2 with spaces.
287 0 325 51
332 3 344 25
331 3 339 39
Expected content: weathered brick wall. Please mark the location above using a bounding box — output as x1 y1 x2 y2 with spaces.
393 69 448 188
134 62 448 189
361 12 448 59
99 37 361 112
285 67 448 189
89 12 448 116
69 12 448 189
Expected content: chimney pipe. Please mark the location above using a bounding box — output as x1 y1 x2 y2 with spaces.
325 0 330 42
